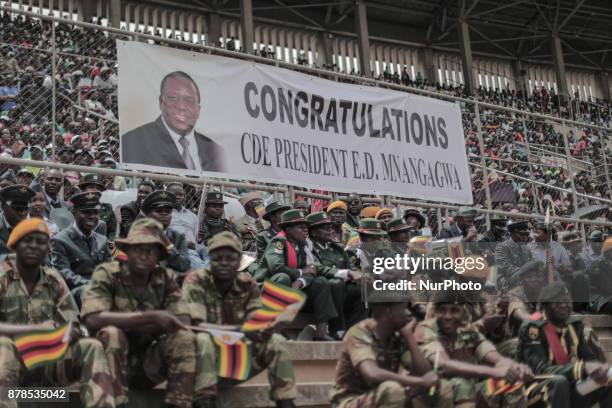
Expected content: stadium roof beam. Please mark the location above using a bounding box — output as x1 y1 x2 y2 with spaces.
557 0 587 31
109 0 122 29
457 18 475 96
269 0 323 28
240 0 254 53
551 32 569 102
355 0 371 78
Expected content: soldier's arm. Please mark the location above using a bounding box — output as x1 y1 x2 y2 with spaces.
51 272 80 324
347 327 434 389
517 322 584 381
50 237 89 289
166 232 191 273
255 233 268 260
181 272 207 324
162 269 191 324
263 244 301 281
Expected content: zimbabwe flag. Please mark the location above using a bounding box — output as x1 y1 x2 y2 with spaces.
484 378 523 396
15 323 71 369
262 280 306 311
241 309 284 332
212 336 252 381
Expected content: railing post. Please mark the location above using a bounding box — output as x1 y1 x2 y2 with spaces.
561 120 580 215
51 20 57 161
474 100 492 231
520 115 543 214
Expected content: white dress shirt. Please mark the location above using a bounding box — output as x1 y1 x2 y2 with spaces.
161 116 202 171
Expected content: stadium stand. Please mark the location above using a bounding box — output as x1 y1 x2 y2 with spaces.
0 1 612 407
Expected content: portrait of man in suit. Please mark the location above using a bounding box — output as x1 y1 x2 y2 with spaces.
121 71 225 172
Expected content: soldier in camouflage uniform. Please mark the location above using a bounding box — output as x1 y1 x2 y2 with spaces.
0 218 116 408
415 291 532 408
326 200 355 247
81 218 203 408
330 273 442 408
307 211 366 335
517 282 612 408
255 201 290 260
79 173 117 240
506 260 545 337
199 192 239 245
234 192 267 253
182 232 297 408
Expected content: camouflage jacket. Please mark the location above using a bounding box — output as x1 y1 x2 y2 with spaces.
330 318 411 403
0 258 78 325
181 267 261 325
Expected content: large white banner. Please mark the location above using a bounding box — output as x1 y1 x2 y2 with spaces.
118 41 472 204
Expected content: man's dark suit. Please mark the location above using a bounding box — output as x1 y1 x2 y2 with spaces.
121 116 225 172
50 224 112 306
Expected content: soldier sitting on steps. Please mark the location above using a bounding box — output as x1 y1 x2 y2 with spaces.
182 231 297 408
330 271 441 408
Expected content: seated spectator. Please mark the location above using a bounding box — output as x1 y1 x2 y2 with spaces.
0 185 34 260
50 191 111 307
199 191 238 245
0 218 116 406
183 232 298 408
78 173 116 239
118 179 154 238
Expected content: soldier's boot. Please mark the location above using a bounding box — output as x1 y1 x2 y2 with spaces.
275 400 296 408
253 334 297 402
162 329 197 408
193 397 217 408
0 336 21 408
97 326 129 406
68 338 117 408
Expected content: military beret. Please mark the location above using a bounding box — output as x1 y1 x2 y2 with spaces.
360 206 380 218
79 173 106 190
7 218 49 249
142 190 176 213
305 211 333 228
375 208 393 220
326 200 347 213
456 207 477 218
538 281 571 303
516 260 544 278
71 191 101 211
1 185 34 208
205 191 227 204
208 231 242 254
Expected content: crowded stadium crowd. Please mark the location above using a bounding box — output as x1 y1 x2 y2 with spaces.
0 7 612 408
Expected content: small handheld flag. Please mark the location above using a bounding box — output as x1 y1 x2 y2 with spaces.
261 280 306 311
241 309 284 332
15 323 71 369
484 378 523 396
211 332 252 381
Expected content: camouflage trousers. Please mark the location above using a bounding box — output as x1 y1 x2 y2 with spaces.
446 377 527 408
334 380 454 408
524 375 612 408
96 326 196 408
0 335 116 408
195 332 297 401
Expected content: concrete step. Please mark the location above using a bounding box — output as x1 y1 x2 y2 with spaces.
19 383 333 408
247 341 341 384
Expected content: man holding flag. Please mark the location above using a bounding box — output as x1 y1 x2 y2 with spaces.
81 218 203 408
0 218 116 408
181 231 297 408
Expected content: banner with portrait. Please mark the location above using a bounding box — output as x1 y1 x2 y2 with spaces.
117 41 472 204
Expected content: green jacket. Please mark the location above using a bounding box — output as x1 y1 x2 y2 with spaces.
517 317 598 382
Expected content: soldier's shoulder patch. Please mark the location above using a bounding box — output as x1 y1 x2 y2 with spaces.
275 241 284 251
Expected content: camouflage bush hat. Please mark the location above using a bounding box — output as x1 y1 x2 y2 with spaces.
115 218 168 258
208 231 242 254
